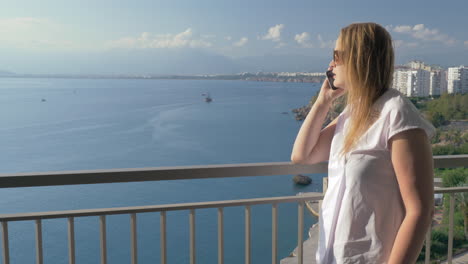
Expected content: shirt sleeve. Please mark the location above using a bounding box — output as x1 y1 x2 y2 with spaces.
386 98 436 142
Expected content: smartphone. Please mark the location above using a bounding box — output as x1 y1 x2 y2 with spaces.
326 70 338 90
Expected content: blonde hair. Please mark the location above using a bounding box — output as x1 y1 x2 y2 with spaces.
338 22 395 157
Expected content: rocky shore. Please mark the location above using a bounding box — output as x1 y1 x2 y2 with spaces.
291 93 346 126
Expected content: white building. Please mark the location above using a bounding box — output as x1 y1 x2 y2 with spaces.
429 70 448 96
277 72 326 77
393 68 430 97
406 60 432 72
303 72 326 76
447 66 468 94
393 69 410 95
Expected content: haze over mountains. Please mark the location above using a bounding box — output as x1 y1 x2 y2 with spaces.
1 47 466 76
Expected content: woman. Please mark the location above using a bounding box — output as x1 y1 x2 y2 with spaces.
291 22 436 264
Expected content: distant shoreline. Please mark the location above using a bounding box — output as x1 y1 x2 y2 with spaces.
0 73 326 83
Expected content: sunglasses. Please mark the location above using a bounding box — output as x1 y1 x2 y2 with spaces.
333 49 344 64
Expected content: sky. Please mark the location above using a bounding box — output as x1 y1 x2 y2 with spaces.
1 0 467 75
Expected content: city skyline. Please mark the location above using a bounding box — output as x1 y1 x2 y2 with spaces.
393 61 468 96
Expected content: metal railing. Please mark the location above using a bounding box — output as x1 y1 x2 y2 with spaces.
0 154 467 264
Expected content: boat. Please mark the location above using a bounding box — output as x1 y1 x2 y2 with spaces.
204 92 212 102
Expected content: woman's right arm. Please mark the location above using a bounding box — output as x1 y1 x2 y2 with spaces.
290 69 346 164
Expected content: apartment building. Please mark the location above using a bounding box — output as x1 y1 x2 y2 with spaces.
447 65 468 94
393 68 430 97
429 70 448 96
406 60 432 72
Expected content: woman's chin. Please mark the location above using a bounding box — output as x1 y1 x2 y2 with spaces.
334 81 345 89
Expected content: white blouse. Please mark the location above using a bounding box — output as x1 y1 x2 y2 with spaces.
315 88 436 264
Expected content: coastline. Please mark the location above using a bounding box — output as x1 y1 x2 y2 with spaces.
0 73 326 83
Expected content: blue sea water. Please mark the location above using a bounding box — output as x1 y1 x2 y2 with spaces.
0 78 324 264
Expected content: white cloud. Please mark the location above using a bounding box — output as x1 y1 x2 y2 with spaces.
224 36 232 41
261 24 284 42
392 39 419 49
317 34 335 49
108 28 212 49
294 32 314 48
233 37 248 47
393 25 412 33
387 24 456 46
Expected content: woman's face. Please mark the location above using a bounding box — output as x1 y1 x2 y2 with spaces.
329 38 348 90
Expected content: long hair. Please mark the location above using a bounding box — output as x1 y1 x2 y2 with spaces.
338 22 395 157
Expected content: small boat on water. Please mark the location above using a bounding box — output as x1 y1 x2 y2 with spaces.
204 92 212 102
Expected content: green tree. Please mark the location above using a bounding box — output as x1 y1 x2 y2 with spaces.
428 112 446 128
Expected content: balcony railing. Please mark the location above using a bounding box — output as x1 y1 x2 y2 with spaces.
0 154 467 264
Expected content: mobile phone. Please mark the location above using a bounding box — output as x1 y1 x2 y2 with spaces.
326 70 338 90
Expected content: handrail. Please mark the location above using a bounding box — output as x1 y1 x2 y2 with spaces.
434 187 468 193
0 193 324 221
0 162 328 188
0 155 466 189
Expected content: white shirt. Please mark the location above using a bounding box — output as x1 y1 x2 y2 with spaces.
316 88 436 264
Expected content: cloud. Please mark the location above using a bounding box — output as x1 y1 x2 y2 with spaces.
224 36 232 41
261 24 284 42
393 40 419 49
233 37 248 47
294 32 314 48
317 34 335 49
387 24 456 46
464 40 468 48
108 28 212 49
393 25 412 33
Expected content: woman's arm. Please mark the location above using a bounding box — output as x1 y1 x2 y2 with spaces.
291 71 346 164
290 99 335 164
387 128 434 264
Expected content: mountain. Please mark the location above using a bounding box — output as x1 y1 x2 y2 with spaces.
234 53 330 73
0 70 15 76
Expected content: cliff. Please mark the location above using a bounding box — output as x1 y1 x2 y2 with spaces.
291 92 346 127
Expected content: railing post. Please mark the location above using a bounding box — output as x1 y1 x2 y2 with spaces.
100 216 107 264
447 193 455 264
160 211 167 264
130 213 137 264
68 217 75 264
272 203 278 264
245 206 251 264
218 208 224 264
297 202 304 264
35 219 43 264
190 209 196 264
1 221 9 264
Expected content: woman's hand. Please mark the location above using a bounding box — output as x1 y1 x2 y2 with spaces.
316 66 347 106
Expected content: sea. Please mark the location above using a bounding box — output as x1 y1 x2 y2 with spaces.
0 77 324 264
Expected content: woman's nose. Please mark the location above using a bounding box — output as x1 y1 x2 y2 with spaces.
329 60 335 67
